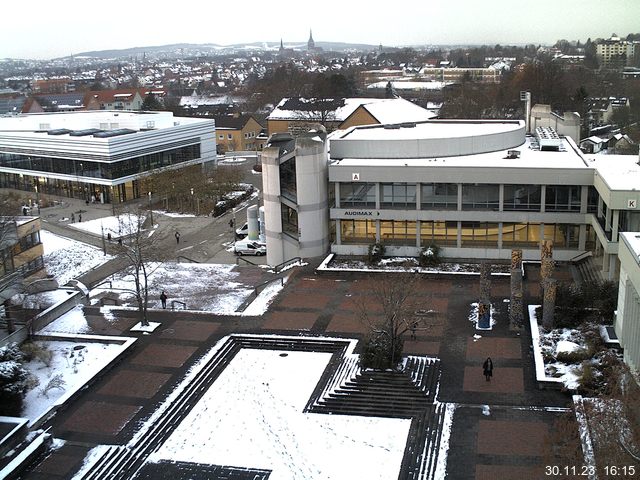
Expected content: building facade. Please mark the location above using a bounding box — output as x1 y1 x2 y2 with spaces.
0 111 216 204
616 233 640 372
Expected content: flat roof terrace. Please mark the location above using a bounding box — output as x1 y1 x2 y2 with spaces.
330 120 526 159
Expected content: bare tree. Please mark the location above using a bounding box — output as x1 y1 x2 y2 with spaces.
113 209 162 326
354 273 425 369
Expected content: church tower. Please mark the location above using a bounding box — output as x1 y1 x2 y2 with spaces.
307 30 315 51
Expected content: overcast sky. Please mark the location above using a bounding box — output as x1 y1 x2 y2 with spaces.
2 0 638 60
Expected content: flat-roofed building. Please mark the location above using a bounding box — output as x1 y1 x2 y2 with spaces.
616 233 640 372
0 111 216 204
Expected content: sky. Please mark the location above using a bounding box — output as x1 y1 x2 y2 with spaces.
2 0 639 60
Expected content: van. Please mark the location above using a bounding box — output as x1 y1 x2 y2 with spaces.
233 239 266 256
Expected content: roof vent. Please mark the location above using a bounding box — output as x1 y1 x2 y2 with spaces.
400 122 416 128
383 124 401 129
506 150 521 159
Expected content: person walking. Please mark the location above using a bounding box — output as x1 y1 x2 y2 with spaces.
175 231 181 244
160 290 168 309
483 357 493 382
410 321 417 340
78 213 82 222
71 213 75 223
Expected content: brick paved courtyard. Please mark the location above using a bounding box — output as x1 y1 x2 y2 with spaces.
21 263 572 480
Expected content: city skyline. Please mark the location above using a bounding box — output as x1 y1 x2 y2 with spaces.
1 0 639 60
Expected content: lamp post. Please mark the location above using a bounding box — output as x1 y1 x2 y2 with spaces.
148 191 154 226
101 222 107 255
34 183 40 215
190 188 194 215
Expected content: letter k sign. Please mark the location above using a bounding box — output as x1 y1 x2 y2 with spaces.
628 199 637 209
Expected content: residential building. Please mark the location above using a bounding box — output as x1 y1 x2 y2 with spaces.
0 111 216 204
588 97 630 126
0 217 45 286
596 36 639 69
267 97 437 136
214 114 263 153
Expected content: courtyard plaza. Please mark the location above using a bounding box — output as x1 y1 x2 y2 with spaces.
18 258 571 480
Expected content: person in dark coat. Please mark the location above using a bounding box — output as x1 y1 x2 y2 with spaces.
175 231 181 244
483 357 493 381
160 290 168 309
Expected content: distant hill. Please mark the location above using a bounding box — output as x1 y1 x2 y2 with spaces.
69 41 380 59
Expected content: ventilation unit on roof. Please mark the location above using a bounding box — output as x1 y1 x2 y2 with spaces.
535 126 562 151
506 150 521 159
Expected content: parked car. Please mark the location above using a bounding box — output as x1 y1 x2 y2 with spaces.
233 239 266 256
235 222 249 237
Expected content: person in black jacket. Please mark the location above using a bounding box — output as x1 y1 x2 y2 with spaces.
483 357 493 381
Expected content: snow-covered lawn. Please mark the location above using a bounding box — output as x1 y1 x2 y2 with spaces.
146 348 411 480
319 255 510 275
22 336 132 423
529 305 583 389
92 263 285 315
68 214 145 238
41 230 113 285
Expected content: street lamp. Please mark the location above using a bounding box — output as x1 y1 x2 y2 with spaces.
148 191 154 226
34 182 40 215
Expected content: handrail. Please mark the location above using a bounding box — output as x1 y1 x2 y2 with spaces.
235 256 258 266
171 300 187 310
235 276 285 313
569 251 593 264
177 255 200 263
273 257 302 274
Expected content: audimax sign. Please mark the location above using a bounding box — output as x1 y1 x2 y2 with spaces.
343 211 380 216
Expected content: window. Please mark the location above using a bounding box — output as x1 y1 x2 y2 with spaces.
549 224 580 249
421 221 457 246
219 134 224 140
279 157 297 202
501 223 541 248
379 221 417 245
421 183 457 210
461 222 499 247
340 220 376 244
545 185 581 212
462 184 499 210
381 183 416 209
281 204 298 238
587 186 598 213
339 182 376 208
227 134 233 140
503 185 541 211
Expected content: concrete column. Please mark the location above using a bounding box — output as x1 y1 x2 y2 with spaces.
540 185 546 213
498 184 504 212
375 183 381 210
602 253 610 273
457 183 462 211
612 210 620 241
580 185 588 214
605 206 612 233
498 222 503 249
335 220 341 245
335 183 341 208
456 221 462 248
608 255 617 280
579 224 587 251
415 183 421 210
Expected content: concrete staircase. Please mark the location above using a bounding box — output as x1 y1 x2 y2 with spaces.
571 254 604 285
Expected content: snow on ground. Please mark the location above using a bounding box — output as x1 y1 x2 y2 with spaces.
68 214 145 238
147 348 411 480
38 305 98 335
22 339 128 422
92 263 286 315
19 290 73 310
41 230 113 285
467 302 497 329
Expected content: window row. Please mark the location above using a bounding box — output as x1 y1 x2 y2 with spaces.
338 183 595 213
0 144 201 181
339 220 586 249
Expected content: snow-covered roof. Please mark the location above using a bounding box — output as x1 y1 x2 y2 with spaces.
582 136 606 144
331 136 589 171
620 232 640 259
267 97 435 123
587 154 640 191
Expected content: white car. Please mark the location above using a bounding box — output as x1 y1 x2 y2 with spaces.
235 222 248 237
234 240 266 256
